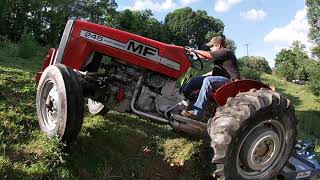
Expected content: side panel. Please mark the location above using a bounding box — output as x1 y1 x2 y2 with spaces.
214 79 271 106
60 20 191 79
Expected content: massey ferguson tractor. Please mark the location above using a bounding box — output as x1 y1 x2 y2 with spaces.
35 20 299 179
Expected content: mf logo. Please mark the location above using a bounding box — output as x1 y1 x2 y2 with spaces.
127 40 157 57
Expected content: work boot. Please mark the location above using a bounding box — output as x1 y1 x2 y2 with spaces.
181 110 194 118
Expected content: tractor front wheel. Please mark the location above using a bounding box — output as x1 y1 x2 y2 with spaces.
36 64 84 144
207 88 297 179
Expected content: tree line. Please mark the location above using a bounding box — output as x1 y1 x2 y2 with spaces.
1 0 319 96
270 0 320 96
0 0 234 50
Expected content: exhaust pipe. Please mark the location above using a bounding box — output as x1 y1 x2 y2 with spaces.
170 114 207 135
131 76 207 135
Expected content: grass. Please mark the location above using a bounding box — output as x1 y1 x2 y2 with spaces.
0 42 319 179
261 74 320 137
0 44 204 179
261 73 320 158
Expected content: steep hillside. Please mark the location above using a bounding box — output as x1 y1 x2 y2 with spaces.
0 46 319 179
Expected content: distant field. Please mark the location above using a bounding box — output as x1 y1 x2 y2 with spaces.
0 45 319 179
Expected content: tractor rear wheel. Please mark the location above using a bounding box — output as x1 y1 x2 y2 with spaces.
36 64 84 144
207 88 297 180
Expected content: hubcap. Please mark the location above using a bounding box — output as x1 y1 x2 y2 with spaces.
41 81 60 131
236 120 285 178
245 130 280 171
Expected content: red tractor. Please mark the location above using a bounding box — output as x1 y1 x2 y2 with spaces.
35 20 297 179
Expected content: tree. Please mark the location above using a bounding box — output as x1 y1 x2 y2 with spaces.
275 41 311 81
164 7 224 48
0 0 118 45
113 9 170 43
0 0 35 42
306 0 320 58
306 60 320 96
238 56 272 74
276 61 297 81
306 0 320 44
237 56 271 80
311 46 320 59
274 49 296 68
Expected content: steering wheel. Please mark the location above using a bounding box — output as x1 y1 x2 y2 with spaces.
184 46 203 71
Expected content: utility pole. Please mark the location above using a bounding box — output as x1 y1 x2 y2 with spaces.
244 43 251 58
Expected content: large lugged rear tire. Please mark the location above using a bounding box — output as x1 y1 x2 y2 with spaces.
36 64 84 144
207 88 298 179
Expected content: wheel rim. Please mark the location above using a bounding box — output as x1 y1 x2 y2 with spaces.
236 119 286 178
40 80 60 131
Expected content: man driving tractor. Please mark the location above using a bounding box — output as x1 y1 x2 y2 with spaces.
181 36 240 117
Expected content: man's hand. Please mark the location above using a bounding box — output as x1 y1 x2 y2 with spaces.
184 47 193 53
202 71 212 76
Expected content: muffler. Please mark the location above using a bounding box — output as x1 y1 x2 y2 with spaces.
170 114 207 135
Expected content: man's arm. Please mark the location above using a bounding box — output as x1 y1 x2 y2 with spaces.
186 48 213 60
194 50 213 60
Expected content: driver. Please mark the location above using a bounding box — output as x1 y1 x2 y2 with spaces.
181 36 240 118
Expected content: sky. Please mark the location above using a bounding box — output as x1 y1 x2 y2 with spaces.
115 0 311 67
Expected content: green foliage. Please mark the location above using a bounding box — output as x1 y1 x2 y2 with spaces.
0 1 236 50
17 32 38 58
240 67 262 81
262 73 320 141
274 49 296 68
164 7 224 48
237 56 272 81
306 0 320 58
274 60 297 81
114 9 170 42
311 45 320 59
306 0 320 45
238 56 271 74
0 0 118 45
306 60 320 96
0 41 19 57
275 41 310 81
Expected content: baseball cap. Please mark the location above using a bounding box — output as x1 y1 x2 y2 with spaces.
206 36 225 47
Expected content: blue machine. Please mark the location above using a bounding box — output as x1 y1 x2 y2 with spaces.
281 140 320 179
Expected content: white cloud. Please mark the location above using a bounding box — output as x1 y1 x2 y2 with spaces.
240 9 267 21
124 0 177 12
264 7 312 52
179 0 199 6
214 0 243 13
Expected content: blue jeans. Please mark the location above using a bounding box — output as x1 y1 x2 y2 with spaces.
181 76 230 115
